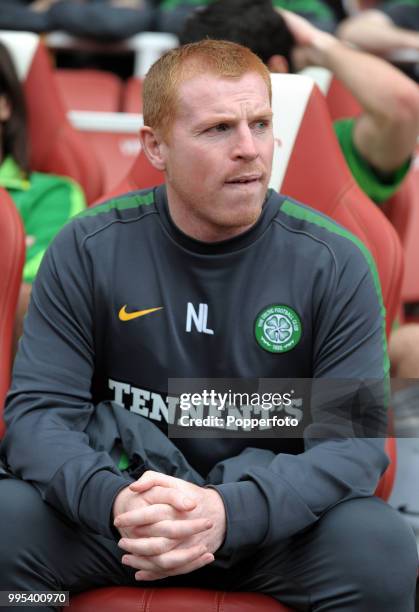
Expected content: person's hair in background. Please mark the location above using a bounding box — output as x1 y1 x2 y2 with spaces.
0 42 29 175
179 0 296 72
142 37 272 138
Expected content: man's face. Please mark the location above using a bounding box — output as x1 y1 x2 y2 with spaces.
160 71 274 242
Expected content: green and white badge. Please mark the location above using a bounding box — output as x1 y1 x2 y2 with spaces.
255 304 302 353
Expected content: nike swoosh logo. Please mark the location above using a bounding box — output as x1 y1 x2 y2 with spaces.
119 305 163 322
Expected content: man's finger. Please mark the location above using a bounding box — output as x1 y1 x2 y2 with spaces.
122 543 208 572
129 473 196 510
132 518 212 539
118 536 177 557
135 552 215 581
114 503 175 529
143 485 197 512
130 471 180 492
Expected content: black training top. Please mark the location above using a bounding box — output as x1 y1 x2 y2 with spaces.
3 185 389 564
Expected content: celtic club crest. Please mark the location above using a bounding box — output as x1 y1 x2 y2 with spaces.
255 305 302 353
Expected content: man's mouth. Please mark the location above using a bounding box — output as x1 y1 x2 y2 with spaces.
225 174 262 185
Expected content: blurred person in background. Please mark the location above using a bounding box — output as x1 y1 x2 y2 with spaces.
157 0 338 36
39 0 156 41
0 0 51 32
338 1 419 80
0 41 86 343
180 0 419 378
0 0 157 41
338 0 419 54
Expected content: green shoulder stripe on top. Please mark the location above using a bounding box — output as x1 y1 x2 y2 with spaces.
79 191 155 218
280 199 389 378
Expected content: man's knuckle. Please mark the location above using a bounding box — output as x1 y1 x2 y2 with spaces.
157 556 171 570
154 539 168 554
165 523 177 537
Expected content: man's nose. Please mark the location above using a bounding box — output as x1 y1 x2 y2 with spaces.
232 124 258 161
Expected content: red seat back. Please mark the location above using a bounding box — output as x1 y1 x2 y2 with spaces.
122 76 143 113
99 148 163 201
300 68 362 121
55 69 123 112
271 75 400 498
68 112 144 195
0 31 104 204
69 587 291 611
269 74 403 338
0 188 25 437
326 75 362 121
300 69 417 320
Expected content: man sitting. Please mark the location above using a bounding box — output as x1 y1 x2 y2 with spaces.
1 39 417 611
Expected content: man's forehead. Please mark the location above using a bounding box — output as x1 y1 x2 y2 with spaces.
176 71 271 117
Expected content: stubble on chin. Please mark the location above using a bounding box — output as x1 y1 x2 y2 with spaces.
211 195 264 232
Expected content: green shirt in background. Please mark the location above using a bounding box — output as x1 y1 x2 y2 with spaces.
161 0 334 20
382 0 419 7
161 0 204 7
272 0 333 19
334 118 411 204
0 157 86 283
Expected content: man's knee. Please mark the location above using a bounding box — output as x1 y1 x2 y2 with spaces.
0 479 61 588
0 478 128 596
318 497 418 607
0 478 47 538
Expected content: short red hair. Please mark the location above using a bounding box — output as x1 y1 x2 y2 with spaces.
143 39 272 138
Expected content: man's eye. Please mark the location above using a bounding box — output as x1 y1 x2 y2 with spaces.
207 123 230 133
253 120 269 130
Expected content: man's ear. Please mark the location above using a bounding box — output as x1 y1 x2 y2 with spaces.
139 126 166 171
267 55 289 74
0 95 11 122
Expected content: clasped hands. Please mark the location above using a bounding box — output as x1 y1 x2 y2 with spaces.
113 471 226 581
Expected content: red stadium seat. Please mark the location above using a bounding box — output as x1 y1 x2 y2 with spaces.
270 74 403 338
0 30 104 204
57 72 143 194
55 69 123 112
68 112 143 194
301 67 362 121
325 75 362 121
69 587 292 612
0 188 25 437
301 68 419 321
81 74 400 612
122 76 143 113
98 147 163 201
269 74 399 497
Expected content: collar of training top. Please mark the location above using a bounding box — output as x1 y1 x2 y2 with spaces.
154 184 279 256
